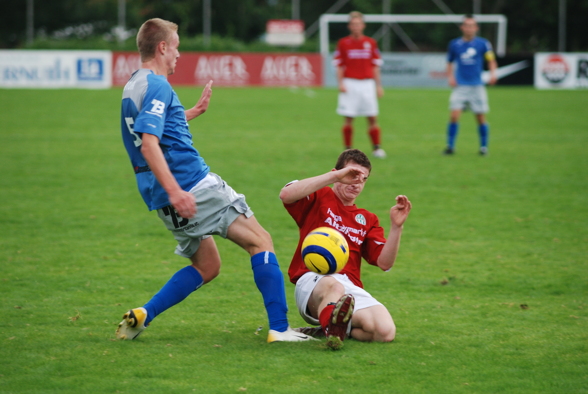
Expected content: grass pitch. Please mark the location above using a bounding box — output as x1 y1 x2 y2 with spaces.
0 86 587 393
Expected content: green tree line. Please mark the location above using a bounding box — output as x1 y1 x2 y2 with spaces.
1 0 587 53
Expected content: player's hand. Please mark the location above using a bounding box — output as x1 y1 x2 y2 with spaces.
448 75 457 88
338 81 347 93
170 189 197 219
377 85 384 98
196 80 213 113
334 165 368 185
390 195 411 228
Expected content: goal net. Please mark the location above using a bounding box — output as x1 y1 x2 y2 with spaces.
319 14 507 57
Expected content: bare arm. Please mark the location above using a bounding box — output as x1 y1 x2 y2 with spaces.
337 66 346 93
487 58 498 85
279 166 368 205
374 66 384 98
141 133 196 218
376 195 412 271
447 62 456 87
184 80 213 121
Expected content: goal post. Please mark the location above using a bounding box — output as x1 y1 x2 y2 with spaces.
319 14 507 57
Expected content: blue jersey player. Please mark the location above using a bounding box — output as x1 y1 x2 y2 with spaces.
444 14 497 156
116 18 314 343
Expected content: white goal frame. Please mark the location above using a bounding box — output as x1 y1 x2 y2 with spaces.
319 14 507 57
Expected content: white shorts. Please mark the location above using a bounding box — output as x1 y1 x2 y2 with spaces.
449 85 489 114
294 271 383 325
336 78 379 117
157 172 254 258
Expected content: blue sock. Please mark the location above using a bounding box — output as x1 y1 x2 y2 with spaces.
447 122 459 148
143 265 204 325
251 251 289 332
478 123 489 148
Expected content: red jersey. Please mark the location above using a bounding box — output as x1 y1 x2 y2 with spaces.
333 35 383 80
284 185 387 288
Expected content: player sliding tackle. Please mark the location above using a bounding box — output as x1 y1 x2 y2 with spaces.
116 18 314 343
280 149 412 349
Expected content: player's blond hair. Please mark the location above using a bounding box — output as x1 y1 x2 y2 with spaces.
136 18 178 62
348 11 364 22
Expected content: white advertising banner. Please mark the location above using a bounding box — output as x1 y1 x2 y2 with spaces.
0 50 112 89
324 53 448 88
534 53 588 89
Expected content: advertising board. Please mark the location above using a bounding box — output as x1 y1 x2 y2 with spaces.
112 52 323 87
534 53 588 89
0 50 112 89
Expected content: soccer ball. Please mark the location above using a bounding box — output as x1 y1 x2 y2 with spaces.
301 227 349 275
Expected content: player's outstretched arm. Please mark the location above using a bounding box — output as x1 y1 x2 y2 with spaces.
279 166 368 204
141 133 196 218
376 195 412 271
185 80 213 121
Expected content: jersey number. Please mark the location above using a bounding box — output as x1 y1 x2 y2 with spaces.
161 206 189 229
124 117 142 147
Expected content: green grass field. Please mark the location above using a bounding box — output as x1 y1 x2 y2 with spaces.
1 85 587 393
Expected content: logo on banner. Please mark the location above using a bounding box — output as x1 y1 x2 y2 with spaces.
541 55 570 84
194 56 249 85
77 58 104 81
260 56 315 85
113 54 141 85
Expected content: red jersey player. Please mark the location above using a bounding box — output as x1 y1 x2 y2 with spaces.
280 149 412 349
334 11 386 158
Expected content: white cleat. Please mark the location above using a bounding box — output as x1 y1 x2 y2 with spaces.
267 326 319 343
116 307 148 340
372 148 387 158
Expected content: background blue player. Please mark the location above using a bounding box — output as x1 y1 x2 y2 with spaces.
444 14 497 156
116 18 314 343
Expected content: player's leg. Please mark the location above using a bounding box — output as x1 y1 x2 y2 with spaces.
306 276 354 349
116 236 219 340
444 109 462 154
475 113 489 155
342 117 354 150
142 236 220 325
472 86 490 155
367 116 386 158
226 214 314 342
446 86 466 154
337 78 361 150
349 304 395 342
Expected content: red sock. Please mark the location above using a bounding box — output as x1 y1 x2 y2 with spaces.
342 125 353 149
319 304 336 334
368 126 381 148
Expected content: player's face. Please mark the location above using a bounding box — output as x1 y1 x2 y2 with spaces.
333 162 369 204
460 19 478 39
348 18 365 37
164 32 180 75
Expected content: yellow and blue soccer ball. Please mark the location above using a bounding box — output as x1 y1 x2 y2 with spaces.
301 227 349 275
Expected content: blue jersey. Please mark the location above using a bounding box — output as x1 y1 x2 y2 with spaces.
120 69 209 210
447 37 493 85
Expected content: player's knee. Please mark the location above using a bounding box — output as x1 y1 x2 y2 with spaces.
376 321 396 342
195 263 220 284
317 276 345 298
257 227 273 248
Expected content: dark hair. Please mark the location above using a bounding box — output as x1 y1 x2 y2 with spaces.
335 149 372 173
